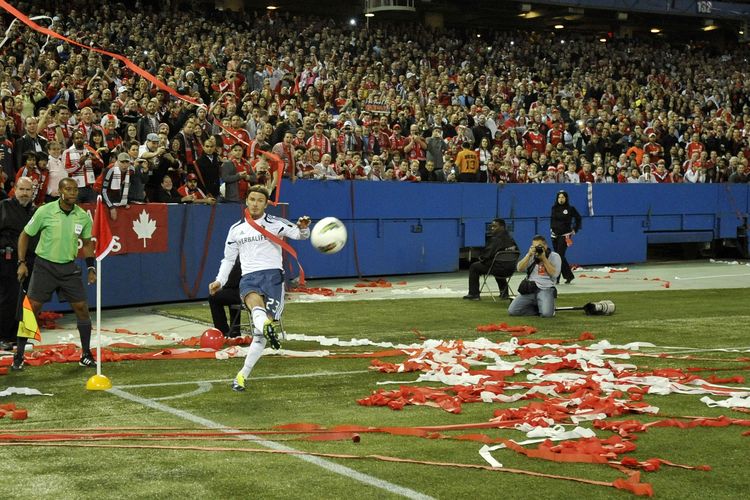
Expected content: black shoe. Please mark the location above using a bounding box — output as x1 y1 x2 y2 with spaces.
11 358 24 371
263 320 281 350
79 353 97 368
564 277 574 284
463 294 480 301
499 291 510 300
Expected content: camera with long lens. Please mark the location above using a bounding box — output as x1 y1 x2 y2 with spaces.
534 245 545 255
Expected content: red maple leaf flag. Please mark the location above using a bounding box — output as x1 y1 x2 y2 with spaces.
93 195 115 261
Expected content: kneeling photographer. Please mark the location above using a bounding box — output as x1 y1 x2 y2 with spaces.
508 235 561 318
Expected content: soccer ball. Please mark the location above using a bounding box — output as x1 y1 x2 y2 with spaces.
310 217 347 254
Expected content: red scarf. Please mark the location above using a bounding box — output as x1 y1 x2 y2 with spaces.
243 208 305 285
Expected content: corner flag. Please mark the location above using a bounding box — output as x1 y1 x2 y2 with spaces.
88 196 115 389
93 195 115 260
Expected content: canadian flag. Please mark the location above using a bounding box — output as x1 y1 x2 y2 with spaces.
93 195 115 261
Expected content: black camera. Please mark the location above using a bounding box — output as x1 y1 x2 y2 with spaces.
534 245 544 255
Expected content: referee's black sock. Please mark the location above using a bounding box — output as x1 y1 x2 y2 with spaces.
77 319 92 355
15 336 28 362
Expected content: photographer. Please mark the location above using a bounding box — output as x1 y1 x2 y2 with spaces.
464 219 518 300
508 235 560 318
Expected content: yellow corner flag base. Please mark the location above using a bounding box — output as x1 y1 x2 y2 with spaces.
86 374 113 391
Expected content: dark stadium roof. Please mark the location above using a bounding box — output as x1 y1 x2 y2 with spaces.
246 1 748 40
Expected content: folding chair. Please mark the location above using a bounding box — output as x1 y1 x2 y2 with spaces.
480 250 520 302
229 304 286 340
228 304 251 335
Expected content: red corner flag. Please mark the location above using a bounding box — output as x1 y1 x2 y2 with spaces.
93 195 115 261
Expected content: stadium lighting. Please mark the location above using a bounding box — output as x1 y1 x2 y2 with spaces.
266 5 278 10
554 24 564 29
476 33 481 38
702 19 718 31
740 30 745 35
650 28 661 34
349 18 357 26
599 38 607 43
364 13 374 18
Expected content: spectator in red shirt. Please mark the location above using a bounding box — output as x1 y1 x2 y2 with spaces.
578 162 595 183
389 124 407 155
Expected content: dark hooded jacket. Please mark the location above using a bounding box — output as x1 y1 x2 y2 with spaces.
550 190 582 236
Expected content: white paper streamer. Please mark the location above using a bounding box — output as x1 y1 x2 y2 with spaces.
0 386 53 397
0 15 55 54
700 395 750 409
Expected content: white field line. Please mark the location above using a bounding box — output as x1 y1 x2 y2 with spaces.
640 348 750 355
636 345 750 353
116 369 369 389
152 382 213 401
108 387 434 500
673 272 750 280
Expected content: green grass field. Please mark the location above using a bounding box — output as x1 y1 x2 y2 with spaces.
1 289 749 499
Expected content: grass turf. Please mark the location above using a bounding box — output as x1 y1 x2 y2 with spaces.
1 289 749 499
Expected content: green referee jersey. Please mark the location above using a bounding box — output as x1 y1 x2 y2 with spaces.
23 201 92 263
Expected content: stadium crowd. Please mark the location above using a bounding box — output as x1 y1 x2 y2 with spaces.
1 1 750 209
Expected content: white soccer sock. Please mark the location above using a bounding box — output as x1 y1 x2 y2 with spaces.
251 306 269 333
239 332 266 379
238 307 270 379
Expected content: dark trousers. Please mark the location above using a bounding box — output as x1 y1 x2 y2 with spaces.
552 235 574 282
208 287 242 337
77 186 97 203
0 262 20 342
468 261 508 296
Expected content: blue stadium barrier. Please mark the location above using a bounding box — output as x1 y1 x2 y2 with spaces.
46 181 749 310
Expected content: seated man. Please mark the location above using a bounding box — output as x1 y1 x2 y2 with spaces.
508 235 561 318
208 257 242 337
464 218 519 300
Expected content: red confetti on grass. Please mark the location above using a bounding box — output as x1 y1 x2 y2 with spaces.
38 311 63 329
0 404 27 421
476 322 538 336
288 286 336 296
355 279 393 288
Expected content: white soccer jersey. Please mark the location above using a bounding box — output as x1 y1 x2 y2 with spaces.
215 213 310 287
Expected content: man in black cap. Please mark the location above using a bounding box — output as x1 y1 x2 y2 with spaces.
464 219 519 300
0 177 35 350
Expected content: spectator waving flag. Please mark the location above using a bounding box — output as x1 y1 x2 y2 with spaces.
93 195 115 260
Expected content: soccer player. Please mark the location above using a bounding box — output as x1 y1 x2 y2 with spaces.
208 185 310 392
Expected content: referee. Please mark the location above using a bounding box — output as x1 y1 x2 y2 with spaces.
15 177 97 370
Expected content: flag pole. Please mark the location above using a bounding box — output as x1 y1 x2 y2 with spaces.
86 195 112 391
96 257 102 376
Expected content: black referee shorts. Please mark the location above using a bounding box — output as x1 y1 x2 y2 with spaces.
28 257 88 304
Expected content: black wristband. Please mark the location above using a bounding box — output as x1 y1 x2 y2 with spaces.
85 257 95 267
